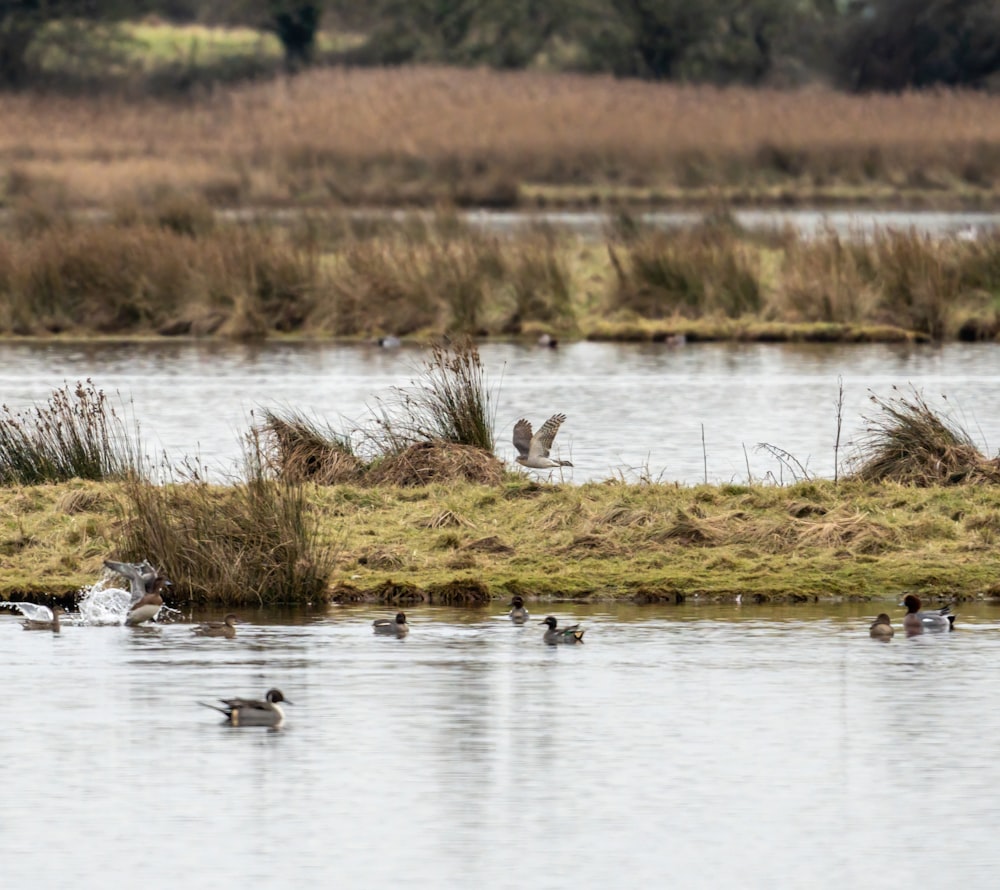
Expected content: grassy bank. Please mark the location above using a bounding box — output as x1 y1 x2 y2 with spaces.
5 476 1000 606
1 211 999 342
3 67 1000 211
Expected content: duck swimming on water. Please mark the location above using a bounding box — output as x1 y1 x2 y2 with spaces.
869 613 894 639
192 614 239 638
373 612 409 637
508 596 529 624
540 615 585 644
200 689 291 727
901 594 955 635
16 604 64 633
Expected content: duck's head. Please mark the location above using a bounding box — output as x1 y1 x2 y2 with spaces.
265 689 290 704
148 575 172 594
540 616 558 629
873 613 892 625
901 594 922 613
510 596 524 608
395 612 407 625
223 613 239 626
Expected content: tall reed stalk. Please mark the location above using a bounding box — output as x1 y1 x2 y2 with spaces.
372 339 498 454
0 380 142 485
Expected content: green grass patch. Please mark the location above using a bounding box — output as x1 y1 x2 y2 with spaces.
3 477 1000 604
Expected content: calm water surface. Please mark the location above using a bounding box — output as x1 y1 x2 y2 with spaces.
4 602 1000 889
2 340 1000 484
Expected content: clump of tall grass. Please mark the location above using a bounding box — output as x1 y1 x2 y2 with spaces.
607 226 761 319
257 340 501 486
849 387 1000 485
116 433 336 606
775 229 879 324
871 231 958 341
325 233 504 337
258 408 362 484
372 339 499 454
0 222 321 337
0 380 141 485
504 226 574 330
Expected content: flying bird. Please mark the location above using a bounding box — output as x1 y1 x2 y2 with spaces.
513 414 573 469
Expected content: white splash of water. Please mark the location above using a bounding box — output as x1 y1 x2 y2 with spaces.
77 577 134 625
0 602 54 621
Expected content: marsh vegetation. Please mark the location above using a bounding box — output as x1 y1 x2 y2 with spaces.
2 373 1000 606
3 68 1000 212
2 209 1000 343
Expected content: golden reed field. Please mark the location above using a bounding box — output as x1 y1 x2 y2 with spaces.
3 66 1000 209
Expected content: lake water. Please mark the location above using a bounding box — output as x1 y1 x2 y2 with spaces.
5 600 1000 889
2 340 1000 484
458 207 1000 240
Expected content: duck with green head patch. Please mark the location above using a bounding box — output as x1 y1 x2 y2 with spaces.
540 615 585 644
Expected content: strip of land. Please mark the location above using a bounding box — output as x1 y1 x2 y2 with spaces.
5 478 1000 606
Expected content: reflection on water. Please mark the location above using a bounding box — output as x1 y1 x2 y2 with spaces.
2 340 1000 485
4 603 1000 889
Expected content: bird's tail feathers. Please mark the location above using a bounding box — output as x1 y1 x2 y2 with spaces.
198 701 229 715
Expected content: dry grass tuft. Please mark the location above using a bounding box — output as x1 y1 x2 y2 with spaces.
461 535 514 553
849 387 1000 485
56 488 111 514
258 409 362 484
357 547 406 570
0 380 141 485
367 441 504 487
795 511 898 553
419 509 475 529
657 507 733 545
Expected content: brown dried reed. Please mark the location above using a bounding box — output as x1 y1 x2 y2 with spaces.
849 387 1000 485
3 69 1000 209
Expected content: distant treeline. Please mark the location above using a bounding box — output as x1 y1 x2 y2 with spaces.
2 0 999 93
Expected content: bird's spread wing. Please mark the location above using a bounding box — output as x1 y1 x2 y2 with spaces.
512 419 534 458
529 414 566 461
11 602 53 621
104 559 158 606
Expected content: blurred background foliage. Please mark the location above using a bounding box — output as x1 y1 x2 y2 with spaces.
1 0 999 93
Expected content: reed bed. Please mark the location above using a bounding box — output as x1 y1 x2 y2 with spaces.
2 212 1000 341
3 68 1000 209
